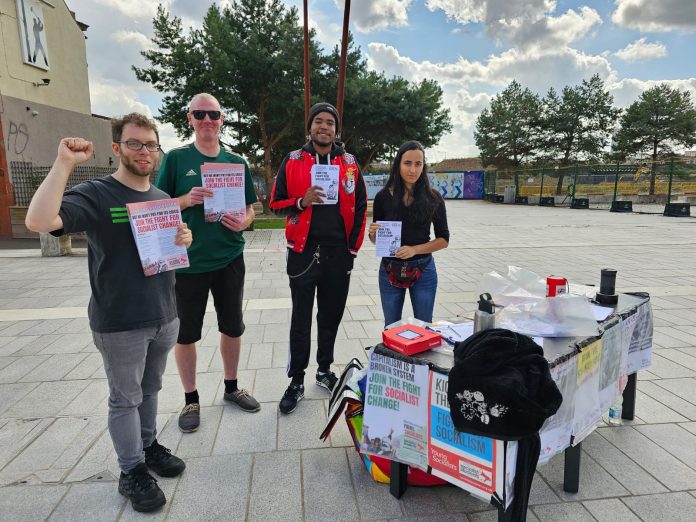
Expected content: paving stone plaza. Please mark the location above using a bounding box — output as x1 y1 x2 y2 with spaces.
1 200 696 521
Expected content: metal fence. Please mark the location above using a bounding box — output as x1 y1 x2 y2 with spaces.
483 158 696 216
10 162 145 206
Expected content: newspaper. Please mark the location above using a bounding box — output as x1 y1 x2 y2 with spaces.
126 199 189 277
201 162 246 222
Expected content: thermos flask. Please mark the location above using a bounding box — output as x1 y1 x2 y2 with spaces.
473 293 495 333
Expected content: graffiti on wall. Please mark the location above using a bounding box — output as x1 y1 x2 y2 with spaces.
428 172 484 199
462 172 484 199
364 171 484 200
8 121 30 155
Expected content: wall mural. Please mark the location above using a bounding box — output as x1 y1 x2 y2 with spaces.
16 0 50 70
364 172 484 200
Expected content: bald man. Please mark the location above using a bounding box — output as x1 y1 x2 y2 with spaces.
157 93 260 433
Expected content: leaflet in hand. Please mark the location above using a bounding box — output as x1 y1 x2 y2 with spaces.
201 162 246 222
310 164 339 204
375 221 402 257
126 199 189 277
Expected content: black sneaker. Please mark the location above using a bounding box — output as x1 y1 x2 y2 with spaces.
316 371 338 392
279 383 304 414
118 462 166 512
144 439 186 478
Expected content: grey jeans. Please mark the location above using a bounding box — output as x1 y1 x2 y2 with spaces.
92 318 179 472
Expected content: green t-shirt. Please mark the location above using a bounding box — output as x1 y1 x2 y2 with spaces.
156 143 257 274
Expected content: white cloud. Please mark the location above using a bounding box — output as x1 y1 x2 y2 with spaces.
608 77 696 108
306 11 343 52
97 0 171 19
614 38 667 62
339 0 412 33
111 30 153 51
425 0 554 26
532 7 602 48
89 79 152 118
426 76 696 160
89 79 183 150
157 122 183 153
425 1 600 49
612 0 696 32
366 40 618 160
366 42 614 93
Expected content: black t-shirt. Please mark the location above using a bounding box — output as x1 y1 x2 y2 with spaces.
53 175 177 333
372 187 450 259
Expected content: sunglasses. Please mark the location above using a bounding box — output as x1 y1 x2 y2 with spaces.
191 110 222 121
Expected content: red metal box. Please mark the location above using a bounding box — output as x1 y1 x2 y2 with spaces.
382 324 442 356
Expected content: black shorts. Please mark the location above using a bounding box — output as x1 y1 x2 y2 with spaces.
175 254 246 344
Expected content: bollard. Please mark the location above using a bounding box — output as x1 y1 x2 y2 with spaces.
40 232 71 256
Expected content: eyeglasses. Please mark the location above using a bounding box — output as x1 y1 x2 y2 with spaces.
191 110 222 121
116 140 162 152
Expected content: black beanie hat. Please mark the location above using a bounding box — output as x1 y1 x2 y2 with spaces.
307 102 340 131
447 328 563 441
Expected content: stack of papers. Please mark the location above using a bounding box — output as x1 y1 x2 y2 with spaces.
320 358 367 441
427 321 474 345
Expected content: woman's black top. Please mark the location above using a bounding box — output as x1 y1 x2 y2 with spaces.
372 187 450 260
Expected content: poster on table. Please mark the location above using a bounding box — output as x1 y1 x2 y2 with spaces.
626 302 653 374
200 162 246 222
427 371 507 502
539 356 578 464
572 339 603 443
598 318 626 413
126 199 189 277
361 350 430 470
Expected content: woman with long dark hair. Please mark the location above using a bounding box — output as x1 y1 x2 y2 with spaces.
368 141 449 327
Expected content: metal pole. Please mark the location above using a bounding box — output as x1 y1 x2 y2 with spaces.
539 168 545 205
336 0 351 136
622 373 638 420
612 161 620 204
563 443 582 493
303 0 311 126
573 165 578 199
666 157 674 205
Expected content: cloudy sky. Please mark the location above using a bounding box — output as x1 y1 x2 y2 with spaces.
65 0 696 161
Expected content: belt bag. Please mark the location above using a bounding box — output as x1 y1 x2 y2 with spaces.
384 260 423 288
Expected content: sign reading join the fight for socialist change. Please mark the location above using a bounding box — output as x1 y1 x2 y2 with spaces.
361 350 430 470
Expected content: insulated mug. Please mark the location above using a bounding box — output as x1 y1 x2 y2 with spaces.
546 276 568 297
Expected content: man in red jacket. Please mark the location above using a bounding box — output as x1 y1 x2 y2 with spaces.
270 102 367 414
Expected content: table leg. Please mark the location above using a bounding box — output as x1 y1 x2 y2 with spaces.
389 460 408 499
622 373 637 420
497 503 514 522
563 442 582 493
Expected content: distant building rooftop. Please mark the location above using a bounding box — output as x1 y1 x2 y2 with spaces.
430 158 483 171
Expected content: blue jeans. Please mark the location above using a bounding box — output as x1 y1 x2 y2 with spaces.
378 256 438 327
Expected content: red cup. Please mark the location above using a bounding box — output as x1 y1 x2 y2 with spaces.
546 276 568 297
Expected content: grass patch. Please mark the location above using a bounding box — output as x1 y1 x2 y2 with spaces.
250 218 286 229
